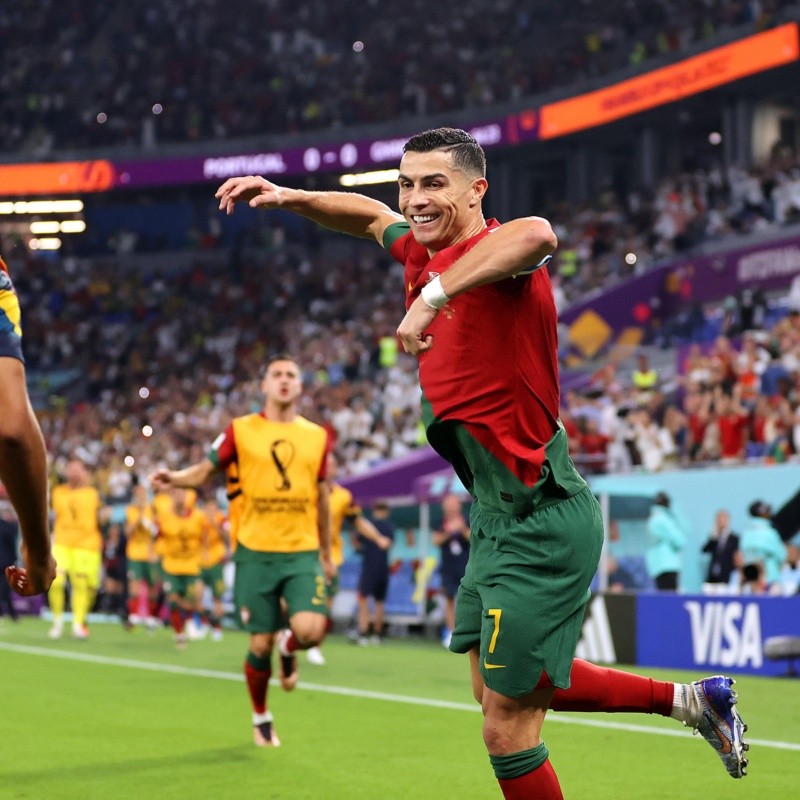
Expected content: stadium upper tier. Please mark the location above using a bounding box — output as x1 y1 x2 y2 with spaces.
1 0 797 154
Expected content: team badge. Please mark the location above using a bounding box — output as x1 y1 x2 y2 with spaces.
240 606 251 624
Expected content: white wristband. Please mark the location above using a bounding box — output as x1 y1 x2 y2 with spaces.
421 275 450 310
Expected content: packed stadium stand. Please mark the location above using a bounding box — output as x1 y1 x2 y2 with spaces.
2 0 798 153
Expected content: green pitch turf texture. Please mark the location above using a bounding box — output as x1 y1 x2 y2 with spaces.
2 619 797 799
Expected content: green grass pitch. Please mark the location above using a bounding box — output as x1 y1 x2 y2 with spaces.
2 618 798 799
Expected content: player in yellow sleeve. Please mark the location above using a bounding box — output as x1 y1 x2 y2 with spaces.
306 452 384 666
125 480 159 630
198 496 229 640
156 487 207 649
150 354 334 747
48 459 108 640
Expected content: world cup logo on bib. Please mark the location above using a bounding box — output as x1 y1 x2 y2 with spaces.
270 440 294 491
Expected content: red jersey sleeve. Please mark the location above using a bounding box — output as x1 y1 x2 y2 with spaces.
208 424 237 470
317 429 334 481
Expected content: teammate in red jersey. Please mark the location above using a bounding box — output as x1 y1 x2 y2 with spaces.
216 129 748 795
1 255 55 597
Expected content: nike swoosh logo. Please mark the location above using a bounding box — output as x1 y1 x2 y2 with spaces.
709 718 732 754
311 598 326 605
483 660 506 670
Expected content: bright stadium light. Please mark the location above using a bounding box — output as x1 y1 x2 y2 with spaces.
708 131 723 145
30 221 61 234
139 387 150 399
124 455 135 467
142 425 154 438
10 199 84 214
625 252 637 265
60 220 87 233
339 169 400 187
28 237 62 250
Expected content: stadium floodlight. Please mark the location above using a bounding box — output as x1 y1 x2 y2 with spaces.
339 169 400 187
8 199 84 214
28 237 62 250
30 221 61 234
60 220 87 233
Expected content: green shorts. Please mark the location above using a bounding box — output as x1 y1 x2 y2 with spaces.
162 572 200 601
234 548 328 634
127 560 156 585
200 563 226 599
451 487 603 697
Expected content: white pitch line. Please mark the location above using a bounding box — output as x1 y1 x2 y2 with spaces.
2 642 799 752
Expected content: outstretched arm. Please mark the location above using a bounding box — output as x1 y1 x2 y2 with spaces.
396 216 558 355
149 459 217 491
0 357 56 595
215 176 403 244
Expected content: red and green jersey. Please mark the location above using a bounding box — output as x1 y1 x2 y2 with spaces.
384 221 585 511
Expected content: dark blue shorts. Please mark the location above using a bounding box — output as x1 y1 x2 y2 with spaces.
440 569 463 600
358 567 389 601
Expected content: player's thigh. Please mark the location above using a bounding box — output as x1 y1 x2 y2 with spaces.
51 544 73 576
202 564 226 598
474 488 603 697
70 549 102 588
282 551 327 617
234 560 282 633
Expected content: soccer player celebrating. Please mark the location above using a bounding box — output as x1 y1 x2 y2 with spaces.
1 254 55 598
199 496 229 640
155 487 207 648
48 459 107 639
125 480 159 629
215 128 749 792
150 355 334 747
306 452 385 664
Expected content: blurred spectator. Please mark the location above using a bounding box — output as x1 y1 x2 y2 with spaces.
432 493 470 648
700 509 740 594
740 500 788 592
779 544 800 596
645 491 687 591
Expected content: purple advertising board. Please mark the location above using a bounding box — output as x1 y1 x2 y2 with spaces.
113 120 510 189
561 232 800 336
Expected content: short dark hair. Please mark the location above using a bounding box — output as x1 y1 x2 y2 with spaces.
267 353 300 368
403 128 486 177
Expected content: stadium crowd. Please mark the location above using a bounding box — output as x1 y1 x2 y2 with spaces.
1 147 799 494
1 0 797 153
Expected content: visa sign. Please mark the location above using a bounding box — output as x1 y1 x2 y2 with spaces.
684 600 762 668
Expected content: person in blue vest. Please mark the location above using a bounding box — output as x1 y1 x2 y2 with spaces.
645 492 688 591
740 501 787 592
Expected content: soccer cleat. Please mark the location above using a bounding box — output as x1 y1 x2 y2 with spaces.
306 646 326 665
253 721 281 747
71 623 89 640
48 619 64 640
691 676 749 778
276 628 298 691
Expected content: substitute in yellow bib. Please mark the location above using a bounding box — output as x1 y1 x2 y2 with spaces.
125 480 159 628
156 487 207 649
305 451 385 666
150 354 333 748
48 459 107 640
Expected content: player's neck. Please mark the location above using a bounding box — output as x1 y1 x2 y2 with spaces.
263 402 297 423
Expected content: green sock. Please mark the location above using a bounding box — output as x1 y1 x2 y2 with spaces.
489 743 549 779
246 651 271 671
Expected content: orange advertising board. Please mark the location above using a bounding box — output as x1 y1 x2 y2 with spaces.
0 160 116 196
539 22 800 140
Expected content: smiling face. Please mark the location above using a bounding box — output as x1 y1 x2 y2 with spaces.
397 149 487 253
